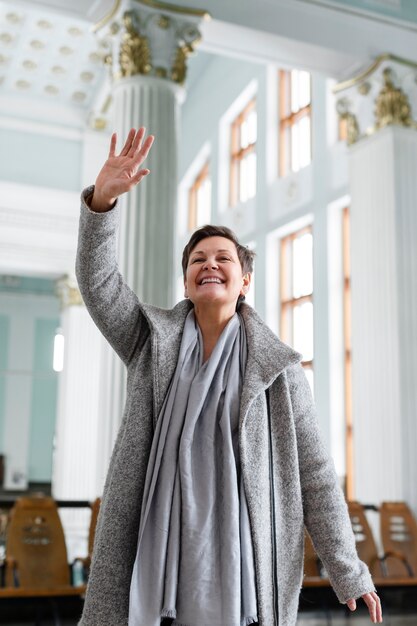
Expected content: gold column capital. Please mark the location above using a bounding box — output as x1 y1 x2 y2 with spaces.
94 0 210 86
55 275 83 309
334 54 417 146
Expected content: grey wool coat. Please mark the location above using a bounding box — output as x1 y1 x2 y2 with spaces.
76 187 375 626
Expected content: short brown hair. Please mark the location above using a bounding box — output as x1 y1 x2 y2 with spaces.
182 224 255 278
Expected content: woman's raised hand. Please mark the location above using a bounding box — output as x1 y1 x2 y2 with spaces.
90 127 154 212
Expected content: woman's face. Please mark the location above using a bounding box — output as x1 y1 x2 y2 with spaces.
184 236 251 309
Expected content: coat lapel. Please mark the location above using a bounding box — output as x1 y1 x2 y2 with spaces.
238 303 302 426
141 299 302 428
141 299 193 423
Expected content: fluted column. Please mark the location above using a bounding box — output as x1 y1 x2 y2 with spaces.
94 0 209 303
52 275 103 561
87 1 209 474
335 55 417 513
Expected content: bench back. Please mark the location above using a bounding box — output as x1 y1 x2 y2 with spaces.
348 501 384 577
380 501 417 577
5 496 70 589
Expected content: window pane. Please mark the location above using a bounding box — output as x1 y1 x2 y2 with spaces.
239 157 247 203
240 118 249 149
246 151 257 200
291 69 299 113
292 232 313 298
299 71 311 109
298 115 311 168
293 301 313 360
247 110 257 145
304 367 314 398
281 125 291 177
196 178 211 226
291 122 300 172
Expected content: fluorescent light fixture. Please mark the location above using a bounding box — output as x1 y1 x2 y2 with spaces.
53 328 65 372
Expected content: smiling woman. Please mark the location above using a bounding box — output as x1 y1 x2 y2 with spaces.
75 127 382 626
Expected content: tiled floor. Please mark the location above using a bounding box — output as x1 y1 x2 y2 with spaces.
297 614 416 625
2 617 417 626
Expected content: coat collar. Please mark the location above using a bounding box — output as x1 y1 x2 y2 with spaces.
140 299 302 420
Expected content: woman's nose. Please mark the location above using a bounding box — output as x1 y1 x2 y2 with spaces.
203 259 218 270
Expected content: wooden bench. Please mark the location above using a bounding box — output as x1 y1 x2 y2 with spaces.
0 495 86 598
302 500 417 591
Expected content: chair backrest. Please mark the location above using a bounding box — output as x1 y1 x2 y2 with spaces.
88 497 101 559
5 496 70 589
380 501 417 577
347 501 384 577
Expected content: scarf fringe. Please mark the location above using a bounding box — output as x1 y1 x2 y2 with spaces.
160 615 257 626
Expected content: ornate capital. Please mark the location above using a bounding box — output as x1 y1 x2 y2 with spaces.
55 275 83 309
95 0 210 86
334 54 417 146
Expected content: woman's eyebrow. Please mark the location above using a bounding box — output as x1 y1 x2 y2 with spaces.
191 249 233 256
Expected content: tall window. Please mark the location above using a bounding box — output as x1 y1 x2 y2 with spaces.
230 98 257 207
342 206 354 499
279 69 312 177
280 226 314 391
188 161 211 232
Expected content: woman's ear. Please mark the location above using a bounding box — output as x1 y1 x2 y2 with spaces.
240 273 252 296
184 278 188 298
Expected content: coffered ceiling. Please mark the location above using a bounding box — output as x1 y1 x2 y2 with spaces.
0 0 111 127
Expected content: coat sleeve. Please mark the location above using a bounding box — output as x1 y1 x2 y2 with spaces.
286 362 376 604
75 186 148 366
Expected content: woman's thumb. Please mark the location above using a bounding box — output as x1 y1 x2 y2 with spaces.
347 598 357 611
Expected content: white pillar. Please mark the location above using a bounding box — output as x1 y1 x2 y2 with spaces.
52 276 103 561
90 1 208 472
114 75 180 305
335 56 417 513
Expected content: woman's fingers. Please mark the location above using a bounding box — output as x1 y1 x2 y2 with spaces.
133 134 155 167
132 168 150 185
108 132 117 158
129 127 146 156
346 593 382 623
119 128 136 157
362 591 383 623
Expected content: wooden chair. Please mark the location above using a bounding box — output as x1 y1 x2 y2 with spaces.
347 500 385 578
0 495 86 598
379 501 417 581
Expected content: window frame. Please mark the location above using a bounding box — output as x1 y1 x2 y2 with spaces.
279 224 314 373
342 205 354 499
229 97 257 208
278 69 312 178
187 160 210 232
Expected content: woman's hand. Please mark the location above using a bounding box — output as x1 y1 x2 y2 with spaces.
347 591 382 623
91 127 155 212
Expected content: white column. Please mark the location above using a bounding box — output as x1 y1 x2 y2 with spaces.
114 75 180 304
52 276 103 561
335 56 417 513
90 1 208 472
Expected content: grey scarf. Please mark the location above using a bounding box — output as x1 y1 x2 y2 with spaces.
128 309 258 626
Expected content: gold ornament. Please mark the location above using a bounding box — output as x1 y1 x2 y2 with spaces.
375 67 412 129
119 11 152 78
55 276 83 308
336 98 360 146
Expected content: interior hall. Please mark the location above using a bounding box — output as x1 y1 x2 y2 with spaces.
0 0 416 625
